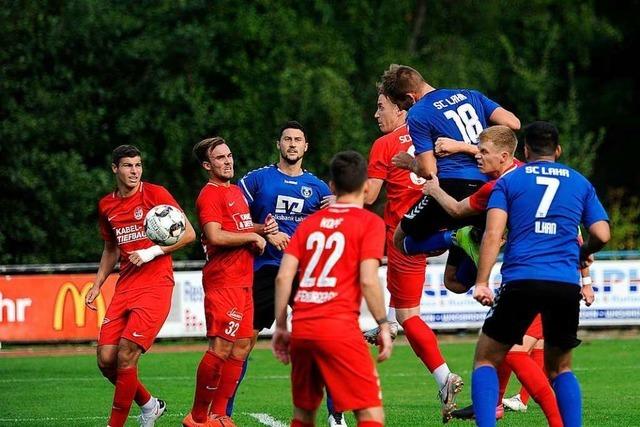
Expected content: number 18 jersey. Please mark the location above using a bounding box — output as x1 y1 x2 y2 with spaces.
408 88 500 181
285 204 385 339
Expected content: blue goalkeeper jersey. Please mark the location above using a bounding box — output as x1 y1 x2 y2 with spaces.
408 88 500 181
488 161 608 285
239 164 332 270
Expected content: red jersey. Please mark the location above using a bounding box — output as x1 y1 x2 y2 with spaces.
367 124 425 229
285 204 385 339
196 182 255 289
468 160 523 211
98 182 179 292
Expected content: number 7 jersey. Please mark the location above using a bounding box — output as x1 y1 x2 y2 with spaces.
284 203 385 339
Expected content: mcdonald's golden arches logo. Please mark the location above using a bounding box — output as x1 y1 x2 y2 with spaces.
53 282 106 331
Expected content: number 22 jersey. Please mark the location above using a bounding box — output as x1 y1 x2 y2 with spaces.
285 204 385 339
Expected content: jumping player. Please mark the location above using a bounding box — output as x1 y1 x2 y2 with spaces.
364 91 464 420
86 145 196 427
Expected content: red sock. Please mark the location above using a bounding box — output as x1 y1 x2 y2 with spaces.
101 368 151 407
497 360 512 402
401 316 445 372
357 422 383 427
291 420 314 427
191 350 226 423
108 367 138 427
210 356 245 415
520 348 545 405
506 352 562 427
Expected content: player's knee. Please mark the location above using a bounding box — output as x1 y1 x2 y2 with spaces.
96 346 117 371
230 338 253 360
116 341 142 368
210 336 234 360
293 407 315 424
354 406 385 424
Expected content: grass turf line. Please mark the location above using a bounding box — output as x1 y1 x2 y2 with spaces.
0 338 638 426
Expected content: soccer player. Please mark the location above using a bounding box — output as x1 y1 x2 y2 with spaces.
364 90 464 419
234 121 343 426
471 121 610 427
183 137 267 427
415 125 522 293
85 145 196 427
273 150 392 427
376 64 520 256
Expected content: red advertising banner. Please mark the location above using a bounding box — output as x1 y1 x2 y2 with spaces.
0 274 117 342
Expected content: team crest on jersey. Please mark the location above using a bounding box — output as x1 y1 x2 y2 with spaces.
133 206 144 220
301 186 313 198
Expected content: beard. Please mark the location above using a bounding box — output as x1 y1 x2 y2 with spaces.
281 151 304 165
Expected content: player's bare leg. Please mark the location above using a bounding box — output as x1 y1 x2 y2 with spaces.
353 406 384 426
443 265 470 294
292 406 316 427
396 307 463 421
392 224 407 254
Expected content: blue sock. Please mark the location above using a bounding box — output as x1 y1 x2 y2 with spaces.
403 230 453 255
326 391 340 416
226 358 249 416
455 255 478 291
472 365 498 427
552 371 582 427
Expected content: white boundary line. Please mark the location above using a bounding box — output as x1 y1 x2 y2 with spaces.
246 412 288 427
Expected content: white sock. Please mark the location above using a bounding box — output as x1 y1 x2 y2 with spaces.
387 307 397 323
140 396 157 413
433 363 451 389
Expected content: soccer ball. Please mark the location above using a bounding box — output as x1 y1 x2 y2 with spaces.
144 205 186 246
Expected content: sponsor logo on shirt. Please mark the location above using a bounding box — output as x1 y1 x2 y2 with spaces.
232 212 254 230
275 195 304 214
114 224 147 244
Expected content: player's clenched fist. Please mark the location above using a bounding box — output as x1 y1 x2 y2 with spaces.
473 284 494 306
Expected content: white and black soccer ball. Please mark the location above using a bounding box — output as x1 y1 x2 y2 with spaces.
144 205 186 246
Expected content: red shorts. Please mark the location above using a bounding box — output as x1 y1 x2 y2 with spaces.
386 231 427 308
204 287 253 341
525 314 543 340
98 285 173 351
290 336 382 413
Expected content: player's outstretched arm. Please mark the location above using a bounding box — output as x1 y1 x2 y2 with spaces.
474 208 507 306
489 107 521 130
273 254 298 364
360 258 392 362
87 240 120 310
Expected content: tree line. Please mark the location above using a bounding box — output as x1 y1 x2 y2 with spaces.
1 0 637 264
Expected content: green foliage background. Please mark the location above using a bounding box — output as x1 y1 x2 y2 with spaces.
1 0 637 263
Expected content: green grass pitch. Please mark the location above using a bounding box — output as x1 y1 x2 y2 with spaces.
1 337 638 426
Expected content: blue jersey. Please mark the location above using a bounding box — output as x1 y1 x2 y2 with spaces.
408 88 500 181
239 165 332 270
488 161 608 285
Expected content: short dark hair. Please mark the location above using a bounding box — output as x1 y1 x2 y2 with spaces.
193 136 227 164
112 145 141 166
330 151 367 196
523 121 559 156
378 64 425 111
279 120 306 139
